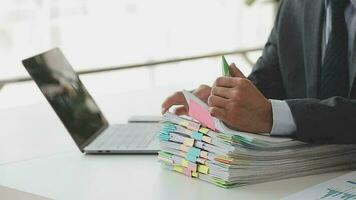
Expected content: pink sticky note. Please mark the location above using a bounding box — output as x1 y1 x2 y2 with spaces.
188 99 215 130
183 167 191 177
188 162 197 172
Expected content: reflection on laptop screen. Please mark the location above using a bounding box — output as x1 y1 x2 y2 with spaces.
22 48 108 148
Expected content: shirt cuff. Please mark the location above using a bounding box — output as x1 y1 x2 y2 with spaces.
270 99 297 136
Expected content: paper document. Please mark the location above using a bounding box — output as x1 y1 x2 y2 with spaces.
160 111 356 188
182 90 294 143
283 171 356 200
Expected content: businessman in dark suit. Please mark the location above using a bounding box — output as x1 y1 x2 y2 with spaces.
161 0 356 144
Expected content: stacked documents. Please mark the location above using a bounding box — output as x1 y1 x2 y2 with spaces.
158 91 356 188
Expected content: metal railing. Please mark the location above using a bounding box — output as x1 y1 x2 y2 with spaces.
0 46 263 90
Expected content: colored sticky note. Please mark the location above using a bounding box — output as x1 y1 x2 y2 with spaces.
215 156 233 164
181 159 189 167
158 156 173 164
180 144 189 152
197 165 209 174
196 157 207 164
200 151 208 159
162 124 176 130
188 100 215 130
180 121 189 127
199 127 210 134
171 155 181 164
192 171 198 178
188 162 197 172
186 153 198 163
202 136 212 144
183 167 191 177
188 147 201 157
182 90 217 130
192 132 204 141
159 134 170 141
173 166 183 173
183 138 194 147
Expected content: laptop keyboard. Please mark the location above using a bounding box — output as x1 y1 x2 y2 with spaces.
89 123 160 150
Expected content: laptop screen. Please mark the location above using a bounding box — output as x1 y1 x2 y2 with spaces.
22 48 108 150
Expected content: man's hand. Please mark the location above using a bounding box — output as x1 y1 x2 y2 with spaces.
208 65 273 133
161 84 211 115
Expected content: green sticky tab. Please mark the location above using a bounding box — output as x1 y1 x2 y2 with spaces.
222 56 230 76
191 131 204 141
158 151 173 158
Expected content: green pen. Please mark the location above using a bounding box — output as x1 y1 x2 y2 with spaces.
222 55 230 77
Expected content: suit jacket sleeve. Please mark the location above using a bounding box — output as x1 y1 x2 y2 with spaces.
247 1 287 100
286 98 356 144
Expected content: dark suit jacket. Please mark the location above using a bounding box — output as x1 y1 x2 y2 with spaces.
247 0 356 144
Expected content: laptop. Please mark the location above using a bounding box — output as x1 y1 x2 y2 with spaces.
22 48 160 154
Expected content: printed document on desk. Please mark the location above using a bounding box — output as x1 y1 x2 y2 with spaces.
182 90 295 144
283 171 356 200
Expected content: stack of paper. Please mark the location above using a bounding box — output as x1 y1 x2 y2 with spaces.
158 91 356 188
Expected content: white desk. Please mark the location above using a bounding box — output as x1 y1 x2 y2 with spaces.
0 87 350 200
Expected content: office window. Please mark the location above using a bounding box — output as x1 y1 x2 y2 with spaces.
0 0 275 108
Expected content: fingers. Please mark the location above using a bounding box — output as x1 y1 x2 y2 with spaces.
208 95 228 108
161 91 187 114
209 107 228 122
229 63 246 78
211 86 232 99
214 76 241 88
193 84 212 103
174 106 188 115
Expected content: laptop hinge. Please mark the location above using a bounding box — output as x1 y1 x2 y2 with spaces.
79 125 109 152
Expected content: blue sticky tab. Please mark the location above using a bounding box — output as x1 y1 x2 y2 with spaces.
159 134 170 141
186 153 197 163
162 124 176 130
191 132 203 141
161 126 175 131
188 147 201 157
159 130 170 135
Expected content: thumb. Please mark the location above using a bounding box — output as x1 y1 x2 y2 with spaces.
229 63 245 78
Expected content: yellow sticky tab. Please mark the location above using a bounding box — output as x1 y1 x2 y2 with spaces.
158 156 173 164
183 138 194 147
199 127 210 134
180 121 189 127
173 166 183 173
181 159 189 167
197 165 209 174
192 171 198 177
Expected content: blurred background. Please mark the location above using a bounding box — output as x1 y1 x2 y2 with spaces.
0 0 276 109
